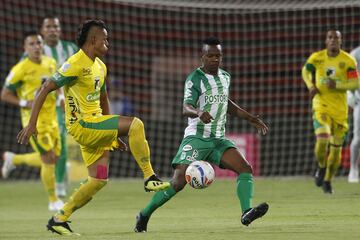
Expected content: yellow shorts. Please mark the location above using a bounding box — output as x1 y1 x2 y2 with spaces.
312 111 348 145
68 115 119 166
30 126 61 156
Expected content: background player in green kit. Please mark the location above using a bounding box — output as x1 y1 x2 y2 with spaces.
134 37 270 233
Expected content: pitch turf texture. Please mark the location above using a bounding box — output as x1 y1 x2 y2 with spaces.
0 178 359 240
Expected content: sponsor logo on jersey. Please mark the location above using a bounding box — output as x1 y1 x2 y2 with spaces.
205 94 228 104
186 149 199 162
86 91 100 102
67 95 78 124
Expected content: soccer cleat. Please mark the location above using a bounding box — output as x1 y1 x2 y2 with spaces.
47 217 80 236
241 202 269 226
322 181 334 194
48 199 65 212
55 183 67 198
348 168 359 183
134 212 150 233
314 167 326 187
144 175 170 192
1 151 16 179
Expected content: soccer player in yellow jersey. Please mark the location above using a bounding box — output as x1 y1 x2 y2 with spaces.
17 20 170 235
302 29 360 194
1 31 64 211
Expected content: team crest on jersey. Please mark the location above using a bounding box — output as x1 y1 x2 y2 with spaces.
339 62 345 69
61 63 70 72
83 68 92 76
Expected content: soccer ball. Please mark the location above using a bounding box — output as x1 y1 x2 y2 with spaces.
185 160 215 189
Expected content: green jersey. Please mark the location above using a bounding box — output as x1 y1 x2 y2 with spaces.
43 40 78 68
183 67 230 138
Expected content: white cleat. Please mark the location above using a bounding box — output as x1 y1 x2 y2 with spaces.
348 168 359 183
1 151 16 179
48 199 65 212
55 183 67 198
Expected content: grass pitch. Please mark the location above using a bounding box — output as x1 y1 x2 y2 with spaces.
0 177 360 240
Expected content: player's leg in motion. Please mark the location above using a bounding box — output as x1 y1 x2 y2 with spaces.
55 107 68 197
220 148 269 226
313 114 331 187
40 150 64 212
47 151 109 236
349 104 360 183
118 116 170 192
1 151 41 178
134 165 186 232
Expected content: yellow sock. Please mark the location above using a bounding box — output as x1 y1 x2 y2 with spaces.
41 163 57 202
324 146 342 181
55 177 107 222
128 117 155 179
12 152 42 168
315 138 329 168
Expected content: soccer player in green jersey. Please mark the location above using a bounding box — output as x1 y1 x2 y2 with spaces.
302 29 360 193
134 37 269 233
1 31 64 211
1 16 78 198
17 20 170 236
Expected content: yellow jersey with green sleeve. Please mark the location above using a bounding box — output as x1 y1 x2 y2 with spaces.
51 49 107 129
4 56 57 129
303 49 359 117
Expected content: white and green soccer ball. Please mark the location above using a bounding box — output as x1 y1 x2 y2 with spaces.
185 160 215 189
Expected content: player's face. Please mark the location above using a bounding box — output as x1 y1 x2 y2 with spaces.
94 28 109 57
24 35 43 61
326 30 341 52
202 44 222 74
41 18 61 44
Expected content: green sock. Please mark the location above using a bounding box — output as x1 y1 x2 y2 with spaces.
55 106 68 183
237 173 254 213
141 186 177 217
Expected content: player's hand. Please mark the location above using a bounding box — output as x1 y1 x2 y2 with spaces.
117 137 128 151
248 115 268 135
326 79 336 89
197 110 214 124
309 87 320 99
17 124 37 145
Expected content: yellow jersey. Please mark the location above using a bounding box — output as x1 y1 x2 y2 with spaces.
302 49 359 117
4 56 57 130
51 49 107 129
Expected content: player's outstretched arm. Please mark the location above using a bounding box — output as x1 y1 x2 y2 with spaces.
227 99 268 135
17 80 59 145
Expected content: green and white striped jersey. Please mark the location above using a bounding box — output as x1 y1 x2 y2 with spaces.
43 40 78 68
183 67 230 139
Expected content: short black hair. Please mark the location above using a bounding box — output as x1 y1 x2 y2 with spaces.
23 30 40 42
76 19 108 48
203 36 221 45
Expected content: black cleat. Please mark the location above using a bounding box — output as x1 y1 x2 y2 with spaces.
144 175 170 192
322 181 334 194
314 167 326 187
47 217 79 236
241 202 269 226
134 212 150 233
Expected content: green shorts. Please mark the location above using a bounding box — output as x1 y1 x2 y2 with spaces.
172 135 236 168
68 115 119 166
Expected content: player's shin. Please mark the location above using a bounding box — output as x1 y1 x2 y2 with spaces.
325 145 342 181
128 117 155 179
315 138 329 168
141 186 177 217
237 173 254 213
41 163 57 202
55 177 107 222
13 152 42 167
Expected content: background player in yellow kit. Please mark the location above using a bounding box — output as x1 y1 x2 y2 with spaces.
1 31 64 211
302 29 360 194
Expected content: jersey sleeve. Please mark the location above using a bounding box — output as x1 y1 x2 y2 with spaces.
97 59 107 92
302 53 317 89
183 75 200 107
4 65 23 92
51 61 79 87
336 57 360 90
